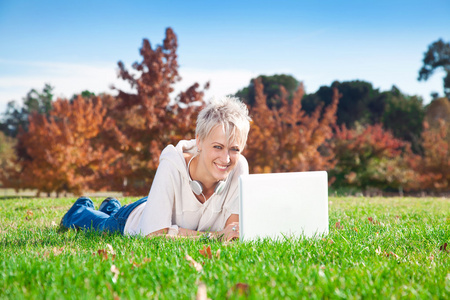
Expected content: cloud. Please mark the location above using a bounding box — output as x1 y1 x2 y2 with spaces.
175 68 259 100
0 60 129 112
0 60 260 113
0 59 443 114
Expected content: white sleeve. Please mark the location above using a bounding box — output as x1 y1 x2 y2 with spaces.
137 159 177 236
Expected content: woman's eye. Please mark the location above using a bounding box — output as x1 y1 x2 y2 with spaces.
231 148 240 152
214 145 222 149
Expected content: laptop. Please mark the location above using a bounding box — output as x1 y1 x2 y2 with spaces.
239 171 329 241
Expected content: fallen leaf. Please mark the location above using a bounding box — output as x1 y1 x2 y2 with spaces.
439 243 448 253
143 257 151 263
27 210 33 216
96 244 116 260
227 283 250 297
52 247 64 255
97 249 109 260
131 261 140 269
353 227 359 232
196 282 209 300
388 251 399 259
111 265 120 283
335 222 343 229
106 244 115 255
185 254 203 272
199 245 212 259
215 249 221 259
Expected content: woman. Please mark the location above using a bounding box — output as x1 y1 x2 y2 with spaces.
60 96 251 241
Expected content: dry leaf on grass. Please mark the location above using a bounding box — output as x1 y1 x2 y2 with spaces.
439 242 448 253
199 245 212 259
227 283 250 298
111 265 120 283
95 244 116 261
196 282 210 300
185 254 203 272
335 222 343 229
367 217 381 225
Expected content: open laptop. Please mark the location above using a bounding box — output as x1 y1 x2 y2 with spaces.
239 171 328 241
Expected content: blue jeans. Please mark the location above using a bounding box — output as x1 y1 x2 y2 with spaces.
61 196 148 234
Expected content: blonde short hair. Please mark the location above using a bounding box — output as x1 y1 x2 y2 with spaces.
196 96 251 150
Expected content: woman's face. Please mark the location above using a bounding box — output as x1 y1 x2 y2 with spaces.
197 125 241 183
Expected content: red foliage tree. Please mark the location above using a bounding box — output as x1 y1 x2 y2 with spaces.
245 78 339 174
5 96 121 196
107 28 208 195
331 123 415 194
407 120 450 192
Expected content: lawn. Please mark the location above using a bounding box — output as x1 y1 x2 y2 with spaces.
0 196 449 299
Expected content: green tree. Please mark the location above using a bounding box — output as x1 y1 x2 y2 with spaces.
302 80 387 128
235 74 300 108
418 39 450 98
382 86 425 152
0 84 54 137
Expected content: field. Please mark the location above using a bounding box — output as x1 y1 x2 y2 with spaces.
0 196 449 299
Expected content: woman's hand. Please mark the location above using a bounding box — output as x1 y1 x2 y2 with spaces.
216 221 239 242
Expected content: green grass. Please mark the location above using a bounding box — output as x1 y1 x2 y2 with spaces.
1 197 449 299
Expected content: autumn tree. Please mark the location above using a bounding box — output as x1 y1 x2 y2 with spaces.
245 78 339 174
407 119 450 192
330 124 414 194
108 27 207 195
424 97 450 130
0 131 17 187
4 96 121 196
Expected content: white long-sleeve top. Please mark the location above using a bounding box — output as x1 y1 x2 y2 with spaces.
124 139 248 236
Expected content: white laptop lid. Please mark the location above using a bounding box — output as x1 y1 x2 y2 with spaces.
239 171 328 241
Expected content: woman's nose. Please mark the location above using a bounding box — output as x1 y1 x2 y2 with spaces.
222 150 231 163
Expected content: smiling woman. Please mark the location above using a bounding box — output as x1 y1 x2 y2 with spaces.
60 96 252 241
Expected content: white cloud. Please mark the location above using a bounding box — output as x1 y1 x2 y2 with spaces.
0 60 129 112
0 59 444 115
174 68 259 101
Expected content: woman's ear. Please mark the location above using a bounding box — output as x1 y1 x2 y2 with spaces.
196 135 202 152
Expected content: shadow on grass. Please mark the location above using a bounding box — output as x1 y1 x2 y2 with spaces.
0 195 35 200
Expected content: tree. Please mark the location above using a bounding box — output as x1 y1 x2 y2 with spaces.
3 96 121 196
302 80 387 128
331 124 414 194
0 84 54 137
0 132 17 187
245 78 339 174
424 97 450 129
108 27 208 195
407 120 450 192
235 74 300 109
418 39 450 98
382 86 425 152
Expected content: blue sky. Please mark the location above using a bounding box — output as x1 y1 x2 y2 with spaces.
1 0 449 112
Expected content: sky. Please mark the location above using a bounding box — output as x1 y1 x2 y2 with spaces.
0 0 449 113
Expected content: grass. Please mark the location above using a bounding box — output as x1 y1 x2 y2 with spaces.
0 196 449 299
